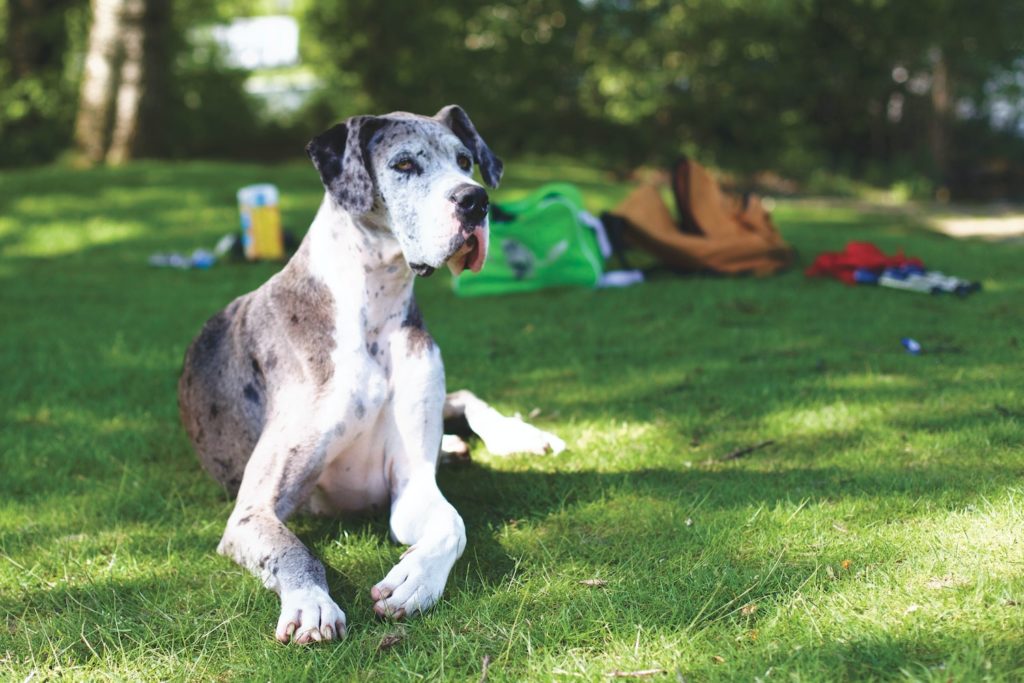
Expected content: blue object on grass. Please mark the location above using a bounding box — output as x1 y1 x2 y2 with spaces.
901 337 922 355
853 268 879 284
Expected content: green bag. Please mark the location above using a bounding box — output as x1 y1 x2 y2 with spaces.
453 183 604 297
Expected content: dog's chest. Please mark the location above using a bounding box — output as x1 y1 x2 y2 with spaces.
308 349 394 513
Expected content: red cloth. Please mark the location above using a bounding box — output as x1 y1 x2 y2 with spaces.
805 241 924 285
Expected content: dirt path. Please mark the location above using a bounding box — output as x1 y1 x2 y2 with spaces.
779 198 1024 241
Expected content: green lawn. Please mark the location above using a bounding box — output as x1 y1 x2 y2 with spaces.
1 158 1022 682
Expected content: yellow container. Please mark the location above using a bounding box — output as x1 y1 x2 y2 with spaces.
237 184 284 260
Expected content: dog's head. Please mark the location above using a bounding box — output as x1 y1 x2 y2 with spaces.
306 105 503 277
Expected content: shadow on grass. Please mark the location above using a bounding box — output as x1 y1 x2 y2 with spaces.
718 626 1024 680
8 454 1020 675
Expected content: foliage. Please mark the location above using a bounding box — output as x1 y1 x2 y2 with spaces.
1 158 1023 679
0 0 88 166
0 64 74 164
299 0 1024 194
300 0 618 158
3 0 1024 194
144 43 266 160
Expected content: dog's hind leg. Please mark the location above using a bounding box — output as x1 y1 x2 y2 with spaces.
217 408 347 645
443 389 566 456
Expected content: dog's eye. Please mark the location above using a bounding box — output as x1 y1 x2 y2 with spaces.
457 154 472 172
392 158 416 173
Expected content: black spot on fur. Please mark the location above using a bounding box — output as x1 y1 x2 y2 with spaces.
209 403 220 418
434 105 504 188
238 515 253 525
243 383 260 404
355 398 366 419
195 311 229 356
403 299 424 328
402 298 435 355
299 552 325 582
369 341 379 356
306 115 385 214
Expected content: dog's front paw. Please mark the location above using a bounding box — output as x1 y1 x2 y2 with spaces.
481 415 567 456
276 586 347 644
371 546 453 619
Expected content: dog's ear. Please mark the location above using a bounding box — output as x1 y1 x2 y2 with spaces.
434 105 504 189
306 115 383 214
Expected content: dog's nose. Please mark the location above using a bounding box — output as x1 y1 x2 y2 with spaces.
449 184 489 225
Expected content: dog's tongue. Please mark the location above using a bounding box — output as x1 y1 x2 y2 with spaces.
466 226 488 273
447 227 488 276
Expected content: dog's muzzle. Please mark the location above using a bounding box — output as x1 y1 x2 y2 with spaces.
444 184 490 276
408 229 487 278
408 185 491 278
444 226 488 276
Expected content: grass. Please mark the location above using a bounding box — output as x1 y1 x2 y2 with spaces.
1 156 1022 682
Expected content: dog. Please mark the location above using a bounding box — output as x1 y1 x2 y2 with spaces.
178 106 564 645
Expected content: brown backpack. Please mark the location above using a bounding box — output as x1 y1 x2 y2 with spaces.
605 158 794 276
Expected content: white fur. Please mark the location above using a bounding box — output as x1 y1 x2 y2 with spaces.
369 124 486 271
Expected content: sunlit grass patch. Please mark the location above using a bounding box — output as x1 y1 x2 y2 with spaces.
2 215 145 258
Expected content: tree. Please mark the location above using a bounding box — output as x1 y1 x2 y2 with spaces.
0 0 85 166
73 0 171 165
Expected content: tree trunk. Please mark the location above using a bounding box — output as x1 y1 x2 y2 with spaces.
134 0 174 158
73 0 168 165
104 0 146 164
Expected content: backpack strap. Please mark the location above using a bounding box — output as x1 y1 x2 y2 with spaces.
599 212 635 270
671 156 704 235
489 204 516 223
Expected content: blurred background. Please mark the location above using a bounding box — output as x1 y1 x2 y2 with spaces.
2 0 1023 199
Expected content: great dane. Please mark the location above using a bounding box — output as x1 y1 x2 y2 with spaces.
178 106 564 645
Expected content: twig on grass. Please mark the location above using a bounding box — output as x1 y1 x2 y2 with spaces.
377 632 404 652
606 669 666 678
479 654 492 683
719 440 776 461
580 578 608 588
995 404 1023 419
